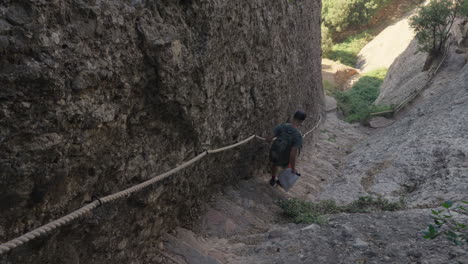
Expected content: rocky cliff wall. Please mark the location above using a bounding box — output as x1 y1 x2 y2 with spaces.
0 0 323 263
374 38 429 105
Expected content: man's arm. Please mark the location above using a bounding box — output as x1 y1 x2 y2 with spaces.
289 147 298 173
289 130 302 173
266 125 281 142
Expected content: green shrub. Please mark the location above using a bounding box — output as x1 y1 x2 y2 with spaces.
278 196 404 224
335 68 392 123
322 0 391 34
326 31 375 67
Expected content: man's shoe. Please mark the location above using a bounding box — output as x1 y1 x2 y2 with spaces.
269 178 276 186
276 180 283 187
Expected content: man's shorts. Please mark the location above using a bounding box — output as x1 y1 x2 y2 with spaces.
269 150 289 168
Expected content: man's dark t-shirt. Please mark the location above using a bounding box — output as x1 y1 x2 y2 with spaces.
269 123 302 167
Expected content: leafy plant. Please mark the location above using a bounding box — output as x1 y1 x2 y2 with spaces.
334 68 392 123
410 0 468 55
423 201 468 246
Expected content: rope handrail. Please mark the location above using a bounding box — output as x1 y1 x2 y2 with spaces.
0 114 323 255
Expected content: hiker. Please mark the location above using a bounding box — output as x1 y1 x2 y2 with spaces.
266 110 306 186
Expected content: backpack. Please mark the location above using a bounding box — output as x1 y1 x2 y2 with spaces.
270 125 295 165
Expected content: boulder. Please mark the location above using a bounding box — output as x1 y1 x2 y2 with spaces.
369 117 394 128
322 58 360 90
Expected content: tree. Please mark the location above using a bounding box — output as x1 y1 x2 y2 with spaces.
409 0 467 55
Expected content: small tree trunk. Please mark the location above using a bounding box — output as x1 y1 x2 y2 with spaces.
423 50 439 72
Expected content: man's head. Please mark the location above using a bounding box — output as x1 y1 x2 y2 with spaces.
292 110 306 126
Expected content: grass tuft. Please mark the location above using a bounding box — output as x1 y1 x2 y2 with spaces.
278 196 404 224
334 68 393 123
326 31 375 67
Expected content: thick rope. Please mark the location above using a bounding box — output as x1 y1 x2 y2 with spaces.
207 135 256 154
0 114 323 255
302 114 323 138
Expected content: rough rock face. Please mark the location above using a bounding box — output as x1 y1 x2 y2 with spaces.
322 58 360 90
225 210 467 264
0 0 323 263
356 10 416 73
374 38 429 105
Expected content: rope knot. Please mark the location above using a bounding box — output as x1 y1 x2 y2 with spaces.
85 195 103 207
92 195 103 207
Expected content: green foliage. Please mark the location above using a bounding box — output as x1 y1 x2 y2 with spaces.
278 198 330 224
345 196 404 213
327 133 337 142
326 31 375 66
334 68 392 123
423 201 468 246
278 196 404 224
463 0 468 16
321 24 334 57
323 80 340 96
322 0 391 34
410 0 467 54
